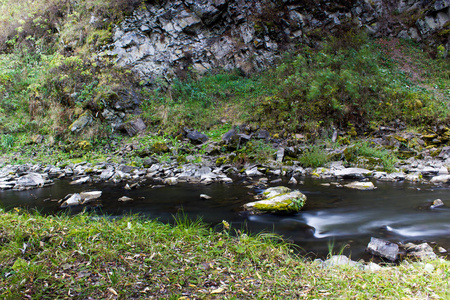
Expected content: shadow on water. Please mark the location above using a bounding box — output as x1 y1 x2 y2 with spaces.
1 176 450 260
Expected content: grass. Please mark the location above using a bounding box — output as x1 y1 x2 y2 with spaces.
0 209 449 299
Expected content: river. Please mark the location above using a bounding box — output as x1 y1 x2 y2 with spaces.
1 176 449 260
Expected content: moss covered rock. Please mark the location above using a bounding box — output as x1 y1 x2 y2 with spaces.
244 186 306 214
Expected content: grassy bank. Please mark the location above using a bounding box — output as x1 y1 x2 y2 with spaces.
0 210 449 299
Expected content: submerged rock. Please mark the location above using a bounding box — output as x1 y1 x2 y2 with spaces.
243 186 306 214
344 181 376 190
366 237 399 261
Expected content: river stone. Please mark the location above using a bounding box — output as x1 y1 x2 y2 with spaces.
245 167 263 177
431 199 444 209
80 191 102 203
164 177 178 185
244 186 306 214
430 175 450 183
334 168 372 179
61 193 82 207
16 173 45 188
322 255 358 268
200 194 212 200
344 181 376 190
405 243 437 260
118 196 133 202
70 176 91 185
366 237 399 261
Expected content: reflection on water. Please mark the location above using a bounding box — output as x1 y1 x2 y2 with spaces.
1 176 449 259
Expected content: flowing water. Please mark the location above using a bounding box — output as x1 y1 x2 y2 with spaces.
1 177 450 259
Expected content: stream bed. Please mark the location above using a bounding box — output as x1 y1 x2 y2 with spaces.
1 177 450 260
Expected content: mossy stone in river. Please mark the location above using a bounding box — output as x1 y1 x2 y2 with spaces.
244 186 306 214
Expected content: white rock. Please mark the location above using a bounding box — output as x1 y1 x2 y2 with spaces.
61 194 82 207
80 191 102 203
200 194 212 200
344 181 376 190
118 196 133 202
70 176 91 185
430 175 450 183
164 177 178 185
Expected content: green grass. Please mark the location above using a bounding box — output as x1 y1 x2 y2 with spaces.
299 146 330 168
0 210 449 299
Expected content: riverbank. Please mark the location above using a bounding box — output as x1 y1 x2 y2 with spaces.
0 210 449 299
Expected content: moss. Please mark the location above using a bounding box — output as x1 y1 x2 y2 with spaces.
215 156 229 166
151 142 169 154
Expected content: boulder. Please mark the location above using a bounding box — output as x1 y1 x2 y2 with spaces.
186 130 208 144
80 191 102 204
430 175 450 183
16 173 45 188
122 118 146 137
60 194 82 208
430 199 444 209
245 167 263 177
69 111 93 133
164 177 178 185
334 168 372 179
366 237 399 261
244 186 306 214
344 181 376 190
405 243 437 260
70 176 91 185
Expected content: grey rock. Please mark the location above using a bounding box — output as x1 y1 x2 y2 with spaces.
186 130 209 144
344 181 376 190
69 112 93 133
334 168 372 179
322 255 358 268
70 176 91 185
405 243 437 260
431 199 444 209
118 196 134 202
366 237 399 261
164 177 178 185
245 167 263 177
122 118 146 137
16 173 45 188
430 175 450 183
80 191 102 204
61 194 82 207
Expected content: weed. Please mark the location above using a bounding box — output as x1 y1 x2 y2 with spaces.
299 146 330 168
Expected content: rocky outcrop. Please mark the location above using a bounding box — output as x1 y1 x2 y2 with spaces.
107 0 450 83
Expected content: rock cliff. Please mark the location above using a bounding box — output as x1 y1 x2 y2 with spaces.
106 0 449 83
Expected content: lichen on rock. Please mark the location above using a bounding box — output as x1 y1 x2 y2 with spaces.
244 186 306 214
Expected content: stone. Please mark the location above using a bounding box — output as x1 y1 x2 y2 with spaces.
366 237 399 261
244 186 306 214
288 177 298 184
70 176 91 185
122 118 146 137
334 168 372 179
276 148 285 163
118 196 134 202
164 177 178 185
61 194 82 208
245 167 263 177
186 130 209 144
322 255 358 268
365 262 382 272
69 111 93 133
431 199 444 209
344 181 376 190
80 191 102 204
405 243 436 260
200 194 212 200
430 175 450 183
16 173 45 188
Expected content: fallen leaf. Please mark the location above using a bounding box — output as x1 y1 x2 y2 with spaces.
210 287 225 294
108 287 118 296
